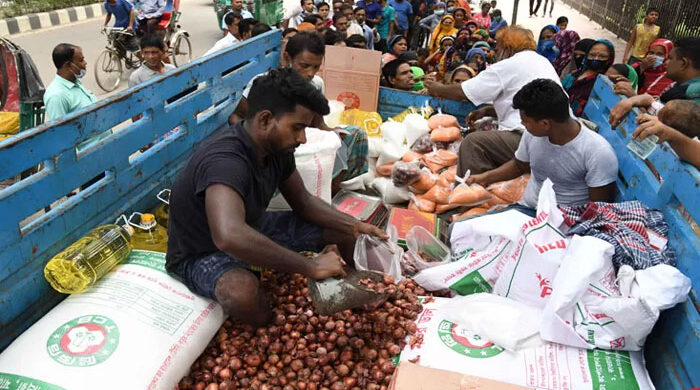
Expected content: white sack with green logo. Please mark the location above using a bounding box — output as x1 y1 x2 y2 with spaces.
413 179 568 302
0 250 225 390
401 297 654 390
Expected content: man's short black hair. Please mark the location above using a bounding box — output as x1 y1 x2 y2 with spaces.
300 0 312 5
382 59 408 87
247 67 329 119
303 14 322 24
140 34 165 51
332 13 347 25
646 7 659 15
239 18 257 36
512 79 571 122
674 37 700 69
52 43 78 69
317 1 330 8
556 16 568 24
224 11 241 26
353 6 365 14
251 22 272 36
283 27 298 37
397 51 418 62
323 29 344 45
345 34 366 47
339 4 353 13
492 9 501 16
286 31 325 58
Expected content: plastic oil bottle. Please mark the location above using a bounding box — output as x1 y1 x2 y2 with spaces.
130 212 168 252
154 189 170 229
44 216 134 294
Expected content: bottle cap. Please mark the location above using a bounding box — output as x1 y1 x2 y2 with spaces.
140 213 157 229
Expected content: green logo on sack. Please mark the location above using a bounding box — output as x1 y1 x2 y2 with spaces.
437 320 504 358
46 315 119 367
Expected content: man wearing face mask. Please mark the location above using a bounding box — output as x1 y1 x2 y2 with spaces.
418 2 446 31
44 43 97 121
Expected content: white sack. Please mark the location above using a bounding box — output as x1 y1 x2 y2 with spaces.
442 293 544 351
268 127 341 210
0 251 225 390
400 297 654 390
371 177 410 204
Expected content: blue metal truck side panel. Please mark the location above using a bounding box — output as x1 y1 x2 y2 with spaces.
584 76 699 388
377 87 477 126
0 30 282 350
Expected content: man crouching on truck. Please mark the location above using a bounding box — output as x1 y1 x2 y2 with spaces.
166 68 387 326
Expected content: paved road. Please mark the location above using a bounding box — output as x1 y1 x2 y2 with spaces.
9 0 223 97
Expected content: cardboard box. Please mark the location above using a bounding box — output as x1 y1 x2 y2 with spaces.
389 362 534 390
319 45 382 112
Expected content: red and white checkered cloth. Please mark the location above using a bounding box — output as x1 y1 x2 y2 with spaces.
561 201 676 270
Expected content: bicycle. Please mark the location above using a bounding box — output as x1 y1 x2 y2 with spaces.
94 27 141 92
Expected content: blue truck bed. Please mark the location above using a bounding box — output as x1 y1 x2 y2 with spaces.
0 30 697 388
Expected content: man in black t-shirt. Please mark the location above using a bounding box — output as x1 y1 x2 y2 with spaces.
166 68 387 326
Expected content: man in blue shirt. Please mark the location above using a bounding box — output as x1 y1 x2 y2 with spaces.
356 0 382 26
388 0 412 36
134 0 166 34
104 0 135 30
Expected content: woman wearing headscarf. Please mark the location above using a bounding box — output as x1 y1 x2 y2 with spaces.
465 20 479 34
382 35 409 65
488 9 508 38
632 38 675 98
473 0 491 30
536 24 560 62
473 41 495 63
429 15 458 53
449 64 477 84
465 47 487 72
438 26 471 80
411 66 427 91
562 39 615 116
552 29 580 74
425 36 455 69
558 38 594 79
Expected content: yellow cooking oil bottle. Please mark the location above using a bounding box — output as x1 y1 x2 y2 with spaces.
44 216 134 294
129 212 168 252
154 189 170 229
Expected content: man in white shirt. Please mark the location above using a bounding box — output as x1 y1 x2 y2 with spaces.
425 26 563 176
468 78 618 207
206 12 241 57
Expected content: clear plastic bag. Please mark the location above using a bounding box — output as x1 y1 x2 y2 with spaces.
411 133 436 153
391 161 422 187
470 116 498 132
353 225 403 281
406 226 451 264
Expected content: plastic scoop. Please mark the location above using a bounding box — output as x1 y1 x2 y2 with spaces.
308 269 388 315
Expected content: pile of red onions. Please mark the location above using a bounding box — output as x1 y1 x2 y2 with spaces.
178 271 426 390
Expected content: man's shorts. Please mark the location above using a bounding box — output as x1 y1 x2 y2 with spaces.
171 211 324 300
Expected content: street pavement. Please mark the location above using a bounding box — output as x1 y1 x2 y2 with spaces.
496 0 627 62
9 0 223 97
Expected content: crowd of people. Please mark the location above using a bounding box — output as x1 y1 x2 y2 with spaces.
43 0 699 183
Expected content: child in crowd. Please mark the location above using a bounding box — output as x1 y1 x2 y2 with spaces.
556 16 568 30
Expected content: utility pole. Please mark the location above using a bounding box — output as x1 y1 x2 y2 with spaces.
512 0 519 25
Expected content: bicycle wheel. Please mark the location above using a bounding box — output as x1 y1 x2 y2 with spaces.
94 49 123 92
171 34 192 67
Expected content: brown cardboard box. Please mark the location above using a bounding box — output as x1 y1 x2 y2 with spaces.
319 45 382 112
389 362 534 390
